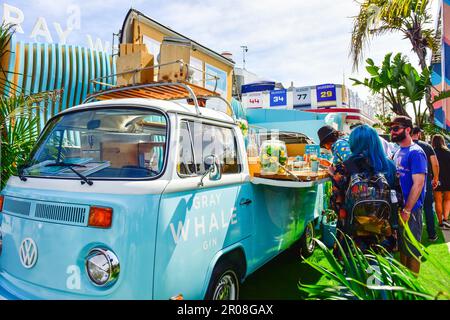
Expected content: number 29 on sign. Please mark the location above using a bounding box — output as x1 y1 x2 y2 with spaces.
320 91 333 98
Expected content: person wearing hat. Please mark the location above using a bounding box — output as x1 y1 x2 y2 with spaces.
317 126 352 250
387 116 427 274
317 125 352 166
411 126 440 242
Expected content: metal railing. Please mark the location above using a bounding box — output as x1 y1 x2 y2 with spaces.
83 60 236 122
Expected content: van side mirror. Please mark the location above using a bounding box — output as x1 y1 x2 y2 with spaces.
198 155 222 187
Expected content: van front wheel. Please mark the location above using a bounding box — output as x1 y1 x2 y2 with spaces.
205 262 240 300
299 221 316 258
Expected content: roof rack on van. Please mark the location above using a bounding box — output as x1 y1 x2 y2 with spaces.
84 60 236 122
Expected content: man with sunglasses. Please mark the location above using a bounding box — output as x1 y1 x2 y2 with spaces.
387 116 427 274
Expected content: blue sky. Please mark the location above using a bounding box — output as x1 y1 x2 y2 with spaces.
2 0 440 99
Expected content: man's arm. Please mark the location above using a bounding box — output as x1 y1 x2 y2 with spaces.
404 173 426 213
430 155 440 189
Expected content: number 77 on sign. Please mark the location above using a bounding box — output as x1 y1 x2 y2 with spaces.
293 88 311 107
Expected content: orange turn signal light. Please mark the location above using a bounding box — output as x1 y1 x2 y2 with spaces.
88 206 113 228
0 195 4 212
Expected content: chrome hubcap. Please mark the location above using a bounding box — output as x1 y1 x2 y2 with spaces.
213 273 237 300
305 223 315 252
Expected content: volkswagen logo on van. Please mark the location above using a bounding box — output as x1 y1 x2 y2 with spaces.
19 238 38 269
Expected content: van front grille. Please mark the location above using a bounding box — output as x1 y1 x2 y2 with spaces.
1 196 89 227
35 203 88 226
2 198 31 216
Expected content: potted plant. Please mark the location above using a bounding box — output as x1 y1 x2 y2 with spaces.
236 119 249 137
321 209 337 248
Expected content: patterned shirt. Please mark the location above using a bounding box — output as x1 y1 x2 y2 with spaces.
331 137 352 165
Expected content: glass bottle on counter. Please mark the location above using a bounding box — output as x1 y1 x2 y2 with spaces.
247 133 259 158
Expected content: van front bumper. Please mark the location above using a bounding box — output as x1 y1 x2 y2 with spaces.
0 284 21 300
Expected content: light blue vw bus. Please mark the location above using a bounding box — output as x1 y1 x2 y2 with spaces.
0 83 329 300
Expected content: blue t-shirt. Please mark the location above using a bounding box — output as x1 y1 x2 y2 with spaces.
393 143 427 210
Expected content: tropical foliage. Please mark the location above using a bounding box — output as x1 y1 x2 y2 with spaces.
0 92 60 189
374 113 394 134
350 0 437 71
350 53 431 126
0 23 61 189
350 0 438 121
299 226 450 300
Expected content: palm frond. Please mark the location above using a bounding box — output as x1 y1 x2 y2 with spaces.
350 0 435 71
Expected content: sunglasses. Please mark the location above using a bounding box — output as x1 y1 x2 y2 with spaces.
389 126 405 132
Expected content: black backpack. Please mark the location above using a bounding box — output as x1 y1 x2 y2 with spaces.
343 157 395 237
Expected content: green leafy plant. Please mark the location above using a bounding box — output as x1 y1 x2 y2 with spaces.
373 113 393 134
350 53 431 126
350 0 438 121
0 22 62 189
236 119 248 137
323 209 337 224
0 92 60 189
351 0 437 71
299 225 450 300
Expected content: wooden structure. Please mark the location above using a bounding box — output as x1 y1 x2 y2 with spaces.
116 44 154 86
84 60 235 120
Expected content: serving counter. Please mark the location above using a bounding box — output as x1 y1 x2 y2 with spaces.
252 170 330 188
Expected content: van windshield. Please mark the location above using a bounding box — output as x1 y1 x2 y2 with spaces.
23 108 168 180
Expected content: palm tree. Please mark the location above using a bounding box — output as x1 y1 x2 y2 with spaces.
350 0 438 121
350 0 437 71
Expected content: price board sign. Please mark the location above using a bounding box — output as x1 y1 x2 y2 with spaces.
293 87 311 107
243 92 264 108
270 89 287 107
316 84 337 103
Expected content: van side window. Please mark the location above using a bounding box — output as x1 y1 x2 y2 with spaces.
177 121 196 176
190 122 241 175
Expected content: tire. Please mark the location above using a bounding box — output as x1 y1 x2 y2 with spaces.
299 221 316 258
205 261 240 300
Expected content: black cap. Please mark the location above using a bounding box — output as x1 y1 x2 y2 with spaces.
317 125 338 147
384 116 413 129
412 126 423 135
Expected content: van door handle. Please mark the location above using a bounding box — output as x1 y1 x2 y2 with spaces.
240 198 252 206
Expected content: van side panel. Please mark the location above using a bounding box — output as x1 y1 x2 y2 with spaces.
154 183 252 300
247 183 324 274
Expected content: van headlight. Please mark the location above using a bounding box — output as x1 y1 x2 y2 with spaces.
85 248 120 286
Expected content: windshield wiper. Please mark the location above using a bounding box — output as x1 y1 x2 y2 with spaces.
17 160 38 182
45 162 93 186
17 164 30 182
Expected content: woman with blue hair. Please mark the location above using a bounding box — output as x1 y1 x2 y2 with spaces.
348 125 396 186
331 124 398 254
